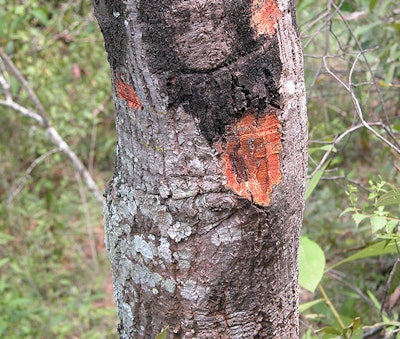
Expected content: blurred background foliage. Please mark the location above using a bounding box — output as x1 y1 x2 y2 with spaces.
0 0 399 338
0 0 117 337
298 0 400 337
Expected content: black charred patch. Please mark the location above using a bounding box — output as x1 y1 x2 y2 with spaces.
223 0 260 58
137 1 282 144
138 0 182 74
164 37 282 144
94 0 128 70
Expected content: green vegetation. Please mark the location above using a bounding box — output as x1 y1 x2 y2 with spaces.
0 0 399 338
299 0 400 337
0 0 117 337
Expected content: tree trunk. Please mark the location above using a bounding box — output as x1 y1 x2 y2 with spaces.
95 0 307 338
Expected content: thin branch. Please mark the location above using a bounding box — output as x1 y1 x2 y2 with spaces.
328 270 376 308
74 171 100 273
0 50 104 205
309 122 384 178
331 3 398 148
320 176 370 191
318 284 346 329
349 56 400 154
46 126 104 204
0 49 49 127
322 56 400 155
0 98 45 126
0 68 12 101
379 251 400 320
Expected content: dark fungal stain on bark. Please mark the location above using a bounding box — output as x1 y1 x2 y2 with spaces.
138 0 282 144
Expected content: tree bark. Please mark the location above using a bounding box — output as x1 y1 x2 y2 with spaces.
95 0 307 338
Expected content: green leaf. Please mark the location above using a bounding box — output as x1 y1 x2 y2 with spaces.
369 0 378 12
0 258 9 268
377 189 400 207
370 215 387 233
339 0 356 12
352 213 368 227
0 232 14 245
347 316 361 331
14 5 25 16
328 239 399 270
31 8 49 25
299 237 326 293
340 207 355 217
299 298 325 313
305 164 328 200
366 290 381 310
315 327 342 335
155 327 168 339
386 219 398 234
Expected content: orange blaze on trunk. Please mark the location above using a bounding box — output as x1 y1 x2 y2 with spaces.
224 113 282 206
116 79 142 109
251 0 282 37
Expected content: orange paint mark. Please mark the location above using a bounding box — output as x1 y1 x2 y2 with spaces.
251 0 282 37
224 113 282 206
116 79 142 109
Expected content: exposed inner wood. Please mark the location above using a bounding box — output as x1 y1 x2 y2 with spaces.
251 0 282 37
116 78 143 109
224 113 282 206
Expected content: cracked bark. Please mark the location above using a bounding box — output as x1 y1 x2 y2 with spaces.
95 0 307 338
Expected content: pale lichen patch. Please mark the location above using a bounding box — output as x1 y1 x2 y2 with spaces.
173 248 194 271
180 279 207 302
161 278 176 294
133 235 154 260
211 226 242 247
167 222 192 242
120 302 135 333
157 237 172 263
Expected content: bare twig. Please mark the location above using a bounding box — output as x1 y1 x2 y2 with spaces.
0 67 12 101
75 171 100 273
318 284 346 329
328 270 376 308
320 176 369 191
0 49 49 127
46 126 104 204
0 49 104 205
88 96 110 174
331 2 399 148
322 55 400 155
379 244 400 320
309 122 385 178
0 96 45 125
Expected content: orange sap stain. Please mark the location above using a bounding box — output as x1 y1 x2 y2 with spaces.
251 0 282 37
224 114 282 206
116 79 142 109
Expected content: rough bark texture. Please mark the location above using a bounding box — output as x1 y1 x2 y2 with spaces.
95 0 307 338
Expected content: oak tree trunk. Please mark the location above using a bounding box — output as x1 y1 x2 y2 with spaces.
95 0 307 338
